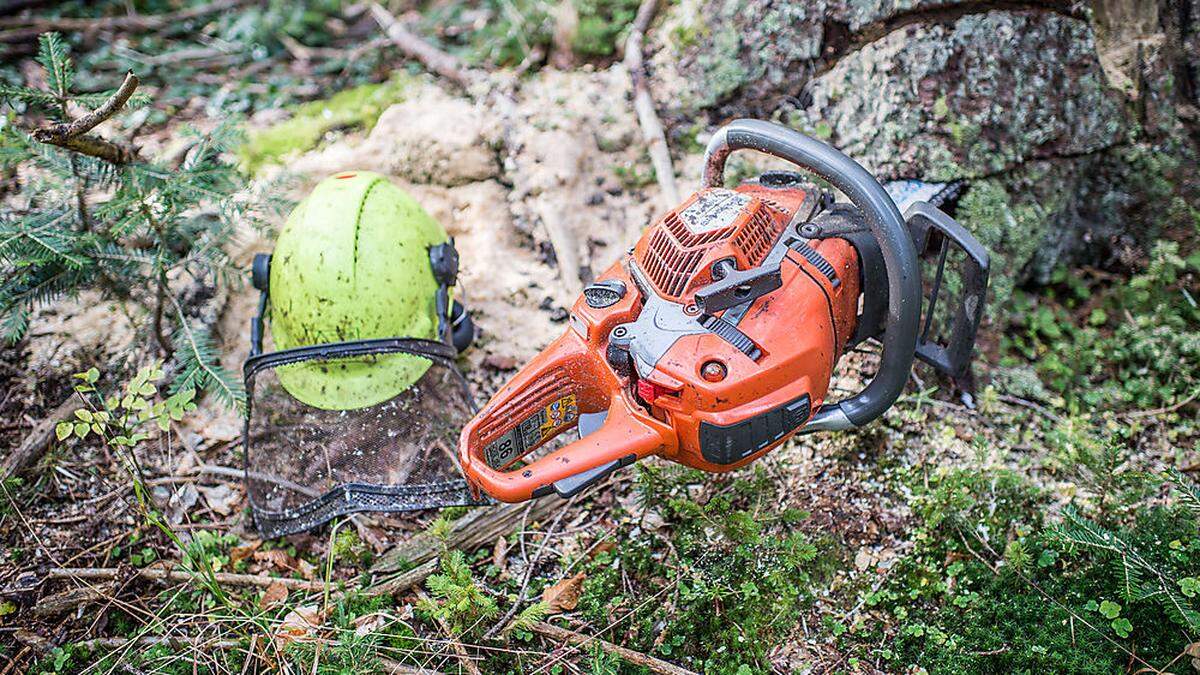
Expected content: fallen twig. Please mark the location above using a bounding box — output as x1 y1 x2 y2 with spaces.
1 396 77 482
47 567 329 592
623 0 678 207
30 582 113 619
996 393 1063 424
1119 387 1200 420
484 498 575 639
30 71 141 165
529 621 695 675
0 0 251 37
369 3 481 90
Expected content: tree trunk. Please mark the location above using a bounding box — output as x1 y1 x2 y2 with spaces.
648 0 1200 300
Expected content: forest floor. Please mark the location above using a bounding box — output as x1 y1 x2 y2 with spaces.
1 2 1199 674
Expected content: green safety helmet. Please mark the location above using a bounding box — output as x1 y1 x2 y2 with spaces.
262 171 461 410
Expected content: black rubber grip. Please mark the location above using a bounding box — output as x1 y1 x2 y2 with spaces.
699 313 762 360
789 239 840 288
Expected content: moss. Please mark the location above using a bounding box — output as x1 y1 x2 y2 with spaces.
571 0 640 58
238 74 414 174
955 179 1050 305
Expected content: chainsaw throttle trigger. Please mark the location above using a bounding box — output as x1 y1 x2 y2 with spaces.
705 119 921 430
904 201 990 377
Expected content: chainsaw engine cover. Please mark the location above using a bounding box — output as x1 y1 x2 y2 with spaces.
460 181 863 501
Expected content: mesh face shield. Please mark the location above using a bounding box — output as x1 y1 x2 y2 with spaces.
243 338 486 538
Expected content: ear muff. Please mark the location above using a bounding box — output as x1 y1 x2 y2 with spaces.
450 300 475 354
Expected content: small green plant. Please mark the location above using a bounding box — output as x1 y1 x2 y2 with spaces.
1 33 279 409
1001 240 1200 412
578 464 833 672
1051 472 1200 634
54 363 234 609
571 0 641 58
418 549 499 636
55 363 195 448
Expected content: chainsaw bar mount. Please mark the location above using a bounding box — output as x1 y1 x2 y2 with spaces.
459 120 990 503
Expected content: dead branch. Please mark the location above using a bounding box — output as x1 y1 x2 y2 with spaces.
0 0 252 37
366 559 437 598
369 3 481 91
530 622 696 675
47 567 329 592
30 582 113 619
372 498 557 574
29 71 141 165
1 396 77 482
71 636 243 651
623 0 678 207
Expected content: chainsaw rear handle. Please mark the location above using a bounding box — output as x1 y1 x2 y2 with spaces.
458 333 677 502
703 119 921 429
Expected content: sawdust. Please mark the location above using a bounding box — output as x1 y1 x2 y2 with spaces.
23 291 137 378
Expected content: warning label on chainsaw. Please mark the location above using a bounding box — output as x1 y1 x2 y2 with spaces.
483 394 579 469
679 189 752 234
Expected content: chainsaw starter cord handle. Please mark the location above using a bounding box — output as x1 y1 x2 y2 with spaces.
703 119 921 429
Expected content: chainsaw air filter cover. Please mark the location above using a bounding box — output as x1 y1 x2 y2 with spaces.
243 338 484 538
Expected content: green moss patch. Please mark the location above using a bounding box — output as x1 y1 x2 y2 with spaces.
238 74 413 174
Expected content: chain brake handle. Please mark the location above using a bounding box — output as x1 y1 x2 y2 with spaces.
459 332 676 503
904 202 990 377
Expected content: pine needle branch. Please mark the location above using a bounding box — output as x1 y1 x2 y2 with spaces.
169 297 244 411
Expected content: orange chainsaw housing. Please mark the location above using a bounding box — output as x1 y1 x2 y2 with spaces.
459 183 863 502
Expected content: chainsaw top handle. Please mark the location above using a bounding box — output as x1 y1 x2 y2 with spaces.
703 119 921 430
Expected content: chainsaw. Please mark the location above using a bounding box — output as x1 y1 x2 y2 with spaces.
459 119 990 503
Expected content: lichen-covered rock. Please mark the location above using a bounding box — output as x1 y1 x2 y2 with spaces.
648 0 982 118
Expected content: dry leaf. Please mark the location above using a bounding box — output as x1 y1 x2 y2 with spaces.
273 605 324 650
197 483 240 516
589 540 616 559
231 541 261 564
353 612 389 637
296 558 317 581
352 518 389 554
542 572 586 612
253 549 295 573
483 353 518 370
259 581 289 610
492 535 508 572
166 483 199 525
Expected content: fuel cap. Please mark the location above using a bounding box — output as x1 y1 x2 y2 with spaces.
583 280 626 308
